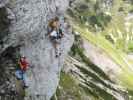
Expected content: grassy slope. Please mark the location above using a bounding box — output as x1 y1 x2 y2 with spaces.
103 0 133 52
51 72 90 100
73 25 133 89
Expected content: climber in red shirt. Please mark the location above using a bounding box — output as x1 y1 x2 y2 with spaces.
16 56 30 88
19 56 29 71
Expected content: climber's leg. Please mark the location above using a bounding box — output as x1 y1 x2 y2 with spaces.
50 37 61 58
15 70 23 80
22 71 28 88
54 40 63 57
53 42 59 58
59 46 62 56
58 39 63 56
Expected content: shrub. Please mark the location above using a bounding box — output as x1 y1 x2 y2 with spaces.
89 13 112 30
127 41 133 52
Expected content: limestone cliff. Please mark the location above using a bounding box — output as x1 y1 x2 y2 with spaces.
0 0 74 100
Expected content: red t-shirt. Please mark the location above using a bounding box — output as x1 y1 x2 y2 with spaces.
19 59 29 71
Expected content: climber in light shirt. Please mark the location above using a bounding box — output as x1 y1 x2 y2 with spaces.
48 17 64 58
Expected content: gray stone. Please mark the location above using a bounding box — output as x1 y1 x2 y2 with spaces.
0 0 74 100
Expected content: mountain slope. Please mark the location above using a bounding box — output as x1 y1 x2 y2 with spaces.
68 0 133 90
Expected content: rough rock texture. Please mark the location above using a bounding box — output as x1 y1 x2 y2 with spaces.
63 56 128 100
82 39 122 81
0 0 74 100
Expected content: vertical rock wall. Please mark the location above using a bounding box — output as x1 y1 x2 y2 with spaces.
0 0 74 100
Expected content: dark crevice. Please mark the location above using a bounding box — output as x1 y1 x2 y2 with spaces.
0 7 11 40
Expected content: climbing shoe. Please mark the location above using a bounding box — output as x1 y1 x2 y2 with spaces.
55 54 59 58
23 85 29 89
59 52 61 56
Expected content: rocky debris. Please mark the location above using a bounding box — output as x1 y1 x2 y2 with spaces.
0 0 9 8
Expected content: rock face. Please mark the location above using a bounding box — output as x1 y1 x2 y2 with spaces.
0 0 74 100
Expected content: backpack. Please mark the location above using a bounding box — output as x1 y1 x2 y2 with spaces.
47 26 63 39
19 59 29 71
57 28 63 39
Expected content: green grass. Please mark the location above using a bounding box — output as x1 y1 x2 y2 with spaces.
127 41 133 52
68 0 133 52
103 0 133 52
51 72 83 100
